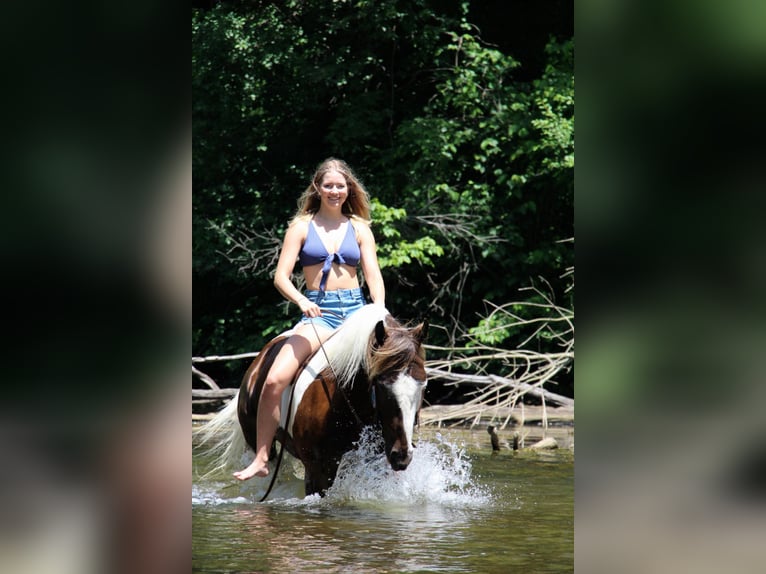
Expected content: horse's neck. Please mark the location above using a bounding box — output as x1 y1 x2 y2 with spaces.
319 304 390 388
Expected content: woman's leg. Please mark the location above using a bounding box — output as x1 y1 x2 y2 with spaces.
233 323 332 480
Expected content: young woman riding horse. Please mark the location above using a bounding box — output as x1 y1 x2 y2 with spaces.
237 303 428 496
234 159 385 481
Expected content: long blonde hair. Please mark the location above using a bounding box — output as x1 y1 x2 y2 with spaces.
292 158 372 224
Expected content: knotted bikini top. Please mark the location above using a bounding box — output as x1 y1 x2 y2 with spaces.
299 219 361 291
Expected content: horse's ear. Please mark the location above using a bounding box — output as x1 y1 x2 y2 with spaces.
374 320 387 347
412 319 429 344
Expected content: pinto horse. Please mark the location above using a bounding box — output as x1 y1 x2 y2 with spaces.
196 304 428 497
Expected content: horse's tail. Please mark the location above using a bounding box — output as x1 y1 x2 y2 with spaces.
193 394 247 478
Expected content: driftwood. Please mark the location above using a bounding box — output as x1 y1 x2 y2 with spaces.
192 351 260 393
192 351 260 364
426 367 573 406
192 366 219 390
529 437 559 450
419 403 573 427
192 388 238 412
192 388 237 400
418 284 574 428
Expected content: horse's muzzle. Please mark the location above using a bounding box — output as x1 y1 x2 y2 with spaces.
388 447 413 471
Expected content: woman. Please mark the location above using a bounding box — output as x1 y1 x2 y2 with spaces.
234 158 385 480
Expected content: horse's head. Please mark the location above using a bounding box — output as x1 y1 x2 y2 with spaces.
367 317 428 471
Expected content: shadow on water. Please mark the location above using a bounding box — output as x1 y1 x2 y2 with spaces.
193 426 573 573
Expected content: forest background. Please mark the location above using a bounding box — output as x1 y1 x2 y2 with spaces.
192 0 574 406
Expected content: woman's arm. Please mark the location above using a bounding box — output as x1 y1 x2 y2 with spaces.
273 220 320 316
357 222 385 305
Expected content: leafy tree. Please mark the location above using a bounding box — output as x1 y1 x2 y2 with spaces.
388 24 573 350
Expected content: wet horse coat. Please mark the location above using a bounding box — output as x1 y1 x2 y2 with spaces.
237 304 428 496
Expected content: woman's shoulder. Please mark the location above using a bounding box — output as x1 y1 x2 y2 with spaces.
348 215 374 242
348 214 371 231
288 213 312 229
286 214 312 241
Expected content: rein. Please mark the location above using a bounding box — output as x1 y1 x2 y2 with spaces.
258 366 297 503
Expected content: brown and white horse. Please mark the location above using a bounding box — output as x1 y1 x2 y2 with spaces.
196 304 428 497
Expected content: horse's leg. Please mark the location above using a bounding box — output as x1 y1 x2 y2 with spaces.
234 324 330 481
303 465 333 497
303 467 318 497
292 375 353 497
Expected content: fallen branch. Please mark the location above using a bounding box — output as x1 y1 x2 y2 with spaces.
192 388 237 399
192 351 259 364
419 403 573 427
425 367 573 407
192 365 220 390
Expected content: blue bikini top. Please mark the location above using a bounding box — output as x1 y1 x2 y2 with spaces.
299 219 361 291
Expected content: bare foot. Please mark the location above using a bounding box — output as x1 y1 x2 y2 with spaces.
233 458 269 481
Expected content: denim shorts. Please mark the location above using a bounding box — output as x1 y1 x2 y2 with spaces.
297 287 366 331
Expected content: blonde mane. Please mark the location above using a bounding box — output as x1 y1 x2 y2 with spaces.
320 303 390 388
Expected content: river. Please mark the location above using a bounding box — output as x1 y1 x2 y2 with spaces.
193 425 573 573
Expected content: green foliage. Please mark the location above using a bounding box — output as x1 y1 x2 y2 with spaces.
468 312 513 346
371 199 444 268
389 24 574 346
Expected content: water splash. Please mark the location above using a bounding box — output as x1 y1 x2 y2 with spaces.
193 428 491 507
192 483 250 506
322 427 490 507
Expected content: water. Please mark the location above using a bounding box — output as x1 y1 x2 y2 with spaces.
193 425 573 573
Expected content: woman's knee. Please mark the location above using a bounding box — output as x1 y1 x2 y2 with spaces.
263 369 290 392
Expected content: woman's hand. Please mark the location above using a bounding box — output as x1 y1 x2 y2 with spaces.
298 297 322 318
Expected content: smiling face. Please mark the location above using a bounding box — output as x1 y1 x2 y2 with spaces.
318 169 349 211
